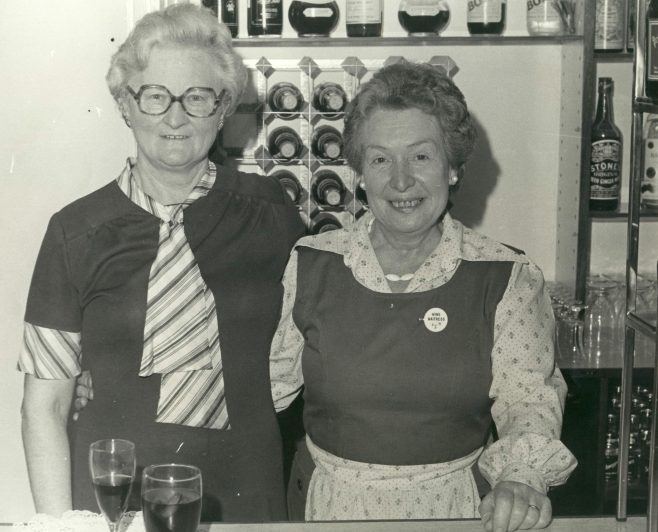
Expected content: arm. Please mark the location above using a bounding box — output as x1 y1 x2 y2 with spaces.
270 250 305 412
478 260 577 531
21 373 75 516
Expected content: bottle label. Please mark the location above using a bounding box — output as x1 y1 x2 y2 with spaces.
595 0 624 50
251 0 282 23
400 0 448 17
590 139 621 200
302 7 334 18
648 21 658 82
346 0 382 24
468 1 503 23
642 120 658 208
526 0 561 35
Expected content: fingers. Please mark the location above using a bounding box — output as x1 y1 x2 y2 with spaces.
480 482 552 532
479 492 495 532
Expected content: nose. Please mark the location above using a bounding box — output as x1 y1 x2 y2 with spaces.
390 159 415 192
163 100 189 128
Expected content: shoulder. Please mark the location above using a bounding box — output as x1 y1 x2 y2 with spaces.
294 226 353 256
214 166 289 205
457 221 529 265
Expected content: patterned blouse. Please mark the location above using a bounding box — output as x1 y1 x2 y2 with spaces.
270 210 578 494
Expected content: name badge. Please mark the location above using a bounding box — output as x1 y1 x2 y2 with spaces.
422 307 448 333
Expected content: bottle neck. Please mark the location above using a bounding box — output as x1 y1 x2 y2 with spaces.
595 85 614 124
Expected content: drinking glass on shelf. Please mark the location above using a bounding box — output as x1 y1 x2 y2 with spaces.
142 464 202 532
555 301 587 363
584 276 618 359
89 439 136 532
635 274 658 358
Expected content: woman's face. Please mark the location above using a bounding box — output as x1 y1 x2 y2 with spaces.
361 107 455 239
122 45 224 175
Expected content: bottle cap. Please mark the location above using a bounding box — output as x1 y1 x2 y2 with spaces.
325 92 344 111
279 140 297 159
323 140 341 159
280 91 298 111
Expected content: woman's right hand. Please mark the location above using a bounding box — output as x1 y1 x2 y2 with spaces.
72 370 93 421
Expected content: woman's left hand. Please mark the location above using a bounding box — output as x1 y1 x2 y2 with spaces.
478 480 551 532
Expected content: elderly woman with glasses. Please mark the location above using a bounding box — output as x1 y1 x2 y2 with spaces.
19 4 304 522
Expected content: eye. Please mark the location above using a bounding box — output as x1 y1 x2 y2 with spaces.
413 152 431 161
370 156 389 166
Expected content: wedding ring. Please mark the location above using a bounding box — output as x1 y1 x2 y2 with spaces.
528 504 540 512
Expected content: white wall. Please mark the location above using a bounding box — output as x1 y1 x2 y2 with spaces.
0 1 132 521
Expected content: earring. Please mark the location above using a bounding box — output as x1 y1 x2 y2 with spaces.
449 175 458 185
359 181 366 190
122 115 132 128
217 119 224 131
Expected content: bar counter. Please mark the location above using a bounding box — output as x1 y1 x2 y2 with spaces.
4 514 648 532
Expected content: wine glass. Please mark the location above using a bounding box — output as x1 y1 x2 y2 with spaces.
142 464 202 532
89 439 136 532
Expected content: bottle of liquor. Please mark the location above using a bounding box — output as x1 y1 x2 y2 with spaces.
642 116 658 211
272 169 304 205
267 127 304 162
603 432 619 483
589 77 622 211
595 0 624 52
346 0 383 37
646 0 658 98
248 0 283 36
288 1 339 37
267 82 304 119
627 0 636 51
398 0 450 36
526 0 562 36
202 0 219 16
312 82 347 118
311 125 343 162
311 170 346 207
467 0 506 36
221 0 239 37
310 212 342 234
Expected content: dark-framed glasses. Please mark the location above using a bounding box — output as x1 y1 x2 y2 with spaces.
126 85 226 118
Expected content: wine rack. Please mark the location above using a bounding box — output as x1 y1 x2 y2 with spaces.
217 54 457 232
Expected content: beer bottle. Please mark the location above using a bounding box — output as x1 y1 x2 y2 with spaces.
221 0 239 37
311 125 343 162
311 170 346 208
267 127 304 163
647 0 658 98
595 0 624 52
267 82 304 119
589 77 622 211
467 0 506 36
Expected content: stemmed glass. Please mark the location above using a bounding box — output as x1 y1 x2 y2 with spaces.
142 464 202 532
89 439 136 532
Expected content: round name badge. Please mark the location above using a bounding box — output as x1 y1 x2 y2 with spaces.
422 307 448 333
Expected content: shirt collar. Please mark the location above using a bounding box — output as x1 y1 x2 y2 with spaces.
116 158 217 224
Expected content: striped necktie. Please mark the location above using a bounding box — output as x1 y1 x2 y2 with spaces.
119 162 230 430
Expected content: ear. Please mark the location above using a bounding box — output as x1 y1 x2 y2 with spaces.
118 96 132 127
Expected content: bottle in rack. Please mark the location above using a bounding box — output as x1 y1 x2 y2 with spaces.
594 0 625 52
398 0 450 36
272 169 304 205
289 1 339 37
646 0 658 98
311 170 346 208
267 127 304 162
310 212 343 233
221 0 239 37
526 0 562 36
589 77 622 211
312 82 347 118
642 116 658 211
248 0 283 36
467 0 506 36
346 0 383 37
267 82 304 119
311 125 343 162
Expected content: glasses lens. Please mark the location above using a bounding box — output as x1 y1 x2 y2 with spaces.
183 88 218 117
139 86 171 115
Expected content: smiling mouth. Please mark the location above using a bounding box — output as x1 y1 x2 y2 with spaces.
162 135 188 140
391 198 424 209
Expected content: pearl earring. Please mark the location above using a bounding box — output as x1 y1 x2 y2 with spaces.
359 181 366 190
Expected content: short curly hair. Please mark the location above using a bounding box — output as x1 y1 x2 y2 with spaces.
106 3 247 116
342 61 477 175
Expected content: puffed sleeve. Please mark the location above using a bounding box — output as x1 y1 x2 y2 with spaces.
478 260 577 494
269 250 304 412
17 214 82 378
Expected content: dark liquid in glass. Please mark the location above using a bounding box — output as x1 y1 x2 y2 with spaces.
93 474 132 523
398 9 449 35
347 22 382 37
142 488 202 532
467 4 506 35
288 1 339 36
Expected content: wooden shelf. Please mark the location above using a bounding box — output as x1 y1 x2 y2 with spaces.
589 203 658 220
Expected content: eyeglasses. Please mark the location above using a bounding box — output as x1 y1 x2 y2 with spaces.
126 85 226 118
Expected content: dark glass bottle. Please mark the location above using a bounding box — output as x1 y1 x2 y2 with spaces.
398 0 450 36
248 0 283 36
346 0 383 37
267 127 304 163
311 170 346 207
647 0 658 98
221 0 239 37
288 1 339 37
312 82 347 119
311 125 343 162
310 212 342 234
202 0 218 16
589 77 622 211
272 169 303 205
467 0 506 35
267 82 304 119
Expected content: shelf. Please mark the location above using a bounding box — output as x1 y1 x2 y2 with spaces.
634 98 658 114
627 312 658 343
595 51 634 62
589 204 658 220
231 35 584 48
